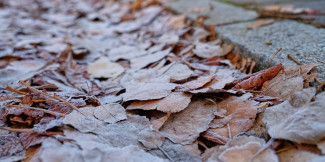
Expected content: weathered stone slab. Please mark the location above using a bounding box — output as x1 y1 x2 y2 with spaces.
215 20 325 80
162 0 258 25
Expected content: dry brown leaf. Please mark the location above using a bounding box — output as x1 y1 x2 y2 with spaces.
127 92 192 113
246 19 275 30
93 103 127 124
166 15 186 29
182 74 216 91
262 64 319 99
277 147 320 162
0 59 48 87
162 63 193 82
87 57 124 78
123 82 177 101
31 138 165 162
207 93 258 138
160 98 216 144
131 47 171 69
151 112 171 130
138 129 165 149
232 63 283 90
317 139 325 154
149 139 201 162
0 134 24 157
263 88 325 144
189 68 238 93
207 136 278 162
108 45 148 61
193 42 223 59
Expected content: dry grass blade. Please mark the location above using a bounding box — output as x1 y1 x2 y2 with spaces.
0 127 63 136
19 80 86 116
158 146 175 162
248 138 275 162
267 48 282 68
5 86 27 95
7 105 65 117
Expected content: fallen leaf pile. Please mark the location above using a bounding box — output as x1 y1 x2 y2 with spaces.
258 5 323 22
0 0 324 161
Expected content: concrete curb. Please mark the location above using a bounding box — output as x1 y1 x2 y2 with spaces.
162 0 325 81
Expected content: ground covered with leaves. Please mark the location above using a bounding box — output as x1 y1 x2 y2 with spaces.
0 0 325 161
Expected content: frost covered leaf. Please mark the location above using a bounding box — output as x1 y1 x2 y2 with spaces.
127 92 192 113
166 15 186 29
277 147 321 162
123 82 177 101
131 47 171 69
181 74 216 91
63 107 104 133
151 112 171 130
207 93 258 138
162 63 193 82
0 134 24 157
32 117 63 133
207 136 278 162
262 64 319 100
149 139 201 162
263 88 325 144
193 42 223 59
64 115 152 148
108 45 147 61
317 139 325 154
0 60 48 87
31 138 165 162
190 68 237 93
93 103 127 124
139 129 165 149
160 98 216 144
87 57 124 78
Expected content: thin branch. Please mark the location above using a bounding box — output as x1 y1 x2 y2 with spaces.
19 80 86 116
287 54 302 65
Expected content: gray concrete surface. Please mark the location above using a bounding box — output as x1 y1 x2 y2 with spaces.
163 0 325 81
163 0 258 25
215 20 325 80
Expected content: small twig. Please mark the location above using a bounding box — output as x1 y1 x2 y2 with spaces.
19 80 86 116
316 80 325 92
287 54 302 65
288 54 321 84
249 138 275 162
267 48 282 68
158 146 175 162
7 105 65 117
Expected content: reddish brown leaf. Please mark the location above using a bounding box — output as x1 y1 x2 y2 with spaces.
232 63 283 90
